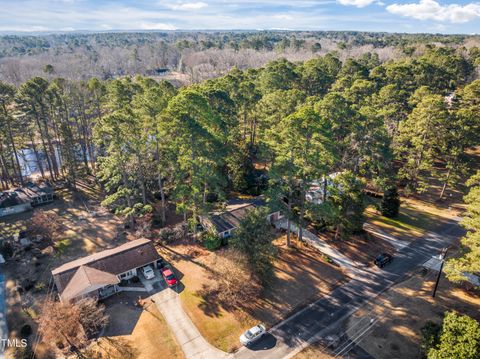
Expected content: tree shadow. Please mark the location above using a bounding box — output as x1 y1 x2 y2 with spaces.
197 284 222 318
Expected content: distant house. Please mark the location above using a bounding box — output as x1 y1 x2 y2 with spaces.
305 172 342 205
0 182 54 218
52 238 161 303
200 197 283 239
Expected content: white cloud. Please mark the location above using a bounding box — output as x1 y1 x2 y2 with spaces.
273 14 294 20
337 0 376 8
168 2 208 11
387 0 480 23
138 22 177 30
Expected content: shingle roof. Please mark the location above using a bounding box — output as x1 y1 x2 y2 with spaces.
52 238 161 296
60 265 120 302
210 200 265 233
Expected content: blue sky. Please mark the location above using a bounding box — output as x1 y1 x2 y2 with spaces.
0 0 479 34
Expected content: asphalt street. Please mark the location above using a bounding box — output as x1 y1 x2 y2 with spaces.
233 219 464 359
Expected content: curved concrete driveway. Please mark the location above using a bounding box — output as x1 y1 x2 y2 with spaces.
152 288 227 359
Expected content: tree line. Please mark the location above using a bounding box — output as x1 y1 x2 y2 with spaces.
1 46 479 241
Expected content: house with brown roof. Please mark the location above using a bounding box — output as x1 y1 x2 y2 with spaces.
52 238 161 302
200 197 283 239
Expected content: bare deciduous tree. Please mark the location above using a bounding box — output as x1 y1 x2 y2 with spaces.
200 249 261 310
37 298 108 356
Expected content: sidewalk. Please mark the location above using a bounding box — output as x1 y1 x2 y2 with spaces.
363 223 410 251
152 288 227 359
274 218 363 275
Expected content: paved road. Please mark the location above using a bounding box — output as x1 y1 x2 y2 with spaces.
233 219 464 359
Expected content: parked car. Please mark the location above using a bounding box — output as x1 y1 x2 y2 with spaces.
374 253 393 268
142 265 155 280
161 267 178 286
240 324 266 346
156 258 166 269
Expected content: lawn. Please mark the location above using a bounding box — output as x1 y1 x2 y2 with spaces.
159 235 347 353
88 292 184 359
365 196 460 242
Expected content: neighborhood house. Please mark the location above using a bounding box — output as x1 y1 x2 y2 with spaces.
52 238 161 302
305 172 342 205
200 198 283 239
0 182 54 218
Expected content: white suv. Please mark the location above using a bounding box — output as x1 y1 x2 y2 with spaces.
142 265 155 280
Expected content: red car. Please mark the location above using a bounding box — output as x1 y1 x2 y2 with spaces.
161 267 178 286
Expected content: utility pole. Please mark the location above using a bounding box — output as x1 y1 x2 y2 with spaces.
432 247 449 298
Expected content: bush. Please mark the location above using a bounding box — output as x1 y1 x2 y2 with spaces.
203 232 222 251
381 186 400 218
158 226 183 244
421 320 441 355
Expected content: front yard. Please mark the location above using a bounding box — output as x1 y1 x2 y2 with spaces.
88 292 184 359
158 234 347 352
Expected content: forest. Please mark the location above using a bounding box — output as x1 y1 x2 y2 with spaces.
1 42 480 268
1 31 480 86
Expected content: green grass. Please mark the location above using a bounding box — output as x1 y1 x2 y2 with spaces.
365 198 453 240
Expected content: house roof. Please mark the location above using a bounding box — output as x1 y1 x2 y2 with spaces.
0 182 53 208
52 238 161 297
0 191 29 208
60 265 120 302
207 197 270 234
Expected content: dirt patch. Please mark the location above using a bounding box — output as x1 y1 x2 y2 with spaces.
250 235 347 324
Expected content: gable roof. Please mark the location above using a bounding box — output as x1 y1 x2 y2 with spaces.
207 197 271 234
52 238 160 296
61 265 120 302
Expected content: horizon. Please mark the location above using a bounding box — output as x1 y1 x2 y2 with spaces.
1 0 480 35
0 29 478 37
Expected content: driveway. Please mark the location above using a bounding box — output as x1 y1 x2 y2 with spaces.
233 219 464 359
152 287 227 359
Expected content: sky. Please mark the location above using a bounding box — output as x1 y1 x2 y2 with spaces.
0 0 479 34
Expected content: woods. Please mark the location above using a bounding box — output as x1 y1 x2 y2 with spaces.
1 45 480 242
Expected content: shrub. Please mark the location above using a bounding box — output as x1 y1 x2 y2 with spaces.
421 320 441 355
203 232 222 251
381 186 400 218
158 226 183 244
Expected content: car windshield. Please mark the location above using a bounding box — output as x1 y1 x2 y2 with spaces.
245 330 254 339
166 274 175 280
144 268 153 273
